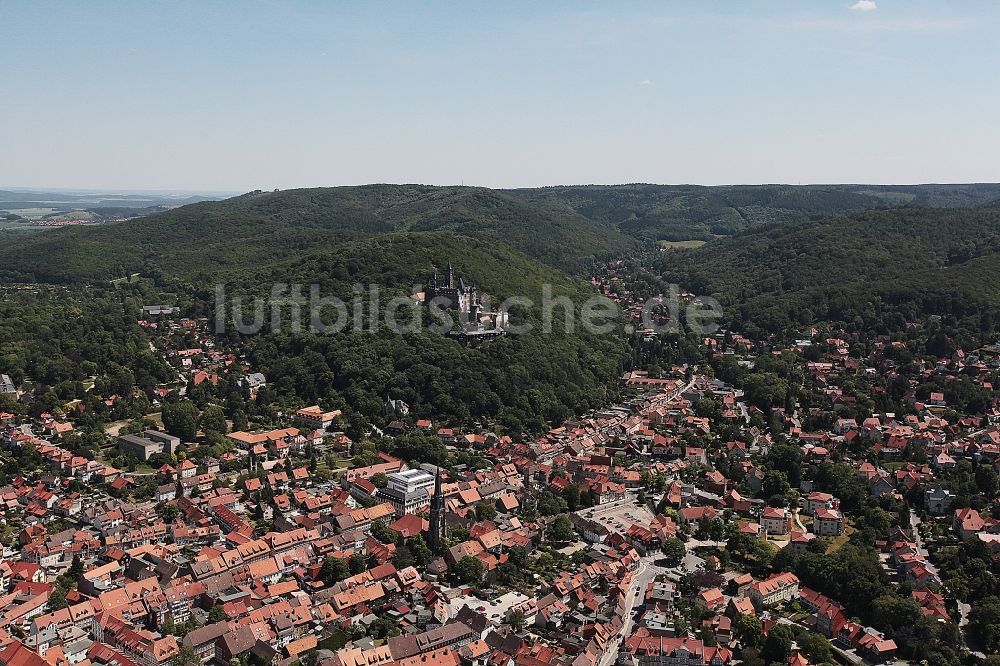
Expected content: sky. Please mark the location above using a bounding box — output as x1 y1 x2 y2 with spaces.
2 0 998 191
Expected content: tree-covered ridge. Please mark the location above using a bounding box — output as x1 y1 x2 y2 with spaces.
0 287 172 421
200 232 627 437
509 183 1000 242
657 207 1000 298
217 231 589 305
0 194 633 439
650 206 1000 336
244 324 625 438
0 185 635 284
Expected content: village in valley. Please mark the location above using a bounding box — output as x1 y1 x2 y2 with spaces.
0 257 995 666
9 1 1000 665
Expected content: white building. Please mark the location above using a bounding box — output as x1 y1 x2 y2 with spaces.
378 469 435 516
761 507 788 535
813 509 844 537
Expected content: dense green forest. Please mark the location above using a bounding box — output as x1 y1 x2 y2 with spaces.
207 231 589 307
8 184 1000 433
0 185 635 283
0 287 172 421
0 250 625 440
243 325 625 436
0 187 640 437
9 183 1000 285
508 183 1000 242
205 232 628 435
655 206 1000 337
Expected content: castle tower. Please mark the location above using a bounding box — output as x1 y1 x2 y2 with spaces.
429 468 446 549
445 262 454 289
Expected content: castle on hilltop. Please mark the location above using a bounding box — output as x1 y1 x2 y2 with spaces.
422 262 507 338
423 262 482 319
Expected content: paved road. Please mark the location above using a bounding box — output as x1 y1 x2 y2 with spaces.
910 513 985 659
776 616 863 665
598 556 661 666
594 538 718 666
908 513 939 577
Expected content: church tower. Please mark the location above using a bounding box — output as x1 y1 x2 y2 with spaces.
429 468 446 549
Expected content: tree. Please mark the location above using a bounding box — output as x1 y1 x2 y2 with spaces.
369 616 399 639
172 644 199 666
47 586 68 610
207 604 228 623
762 470 791 500
455 556 485 585
231 409 249 432
734 614 764 650
348 553 367 575
743 372 789 411
509 609 526 632
391 430 448 466
548 515 575 543
969 596 1000 654
661 538 686 567
162 400 199 441
371 519 398 545
392 545 415 569
796 632 832 665
408 535 433 566
370 472 388 488
476 503 497 521
871 594 923 634
320 556 350 585
68 554 84 578
752 539 777 568
157 502 179 523
761 624 793 664
764 443 804 489
199 405 228 435
976 465 1000 498
562 483 581 512
536 491 567 516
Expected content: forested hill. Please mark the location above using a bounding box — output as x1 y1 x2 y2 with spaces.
0 185 639 436
508 183 1000 242
0 185 636 284
212 232 628 435
8 182 1000 285
655 206 1000 335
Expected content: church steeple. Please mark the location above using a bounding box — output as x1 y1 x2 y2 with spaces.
429 468 446 549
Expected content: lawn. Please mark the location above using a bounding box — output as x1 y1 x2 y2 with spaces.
318 629 351 651
659 240 707 249
826 527 855 553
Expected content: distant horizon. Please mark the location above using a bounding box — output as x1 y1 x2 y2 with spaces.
5 180 1000 197
3 1 998 190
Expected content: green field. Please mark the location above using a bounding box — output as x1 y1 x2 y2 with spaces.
659 239 707 249
0 219 48 233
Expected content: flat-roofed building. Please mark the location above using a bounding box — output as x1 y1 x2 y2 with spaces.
378 469 435 516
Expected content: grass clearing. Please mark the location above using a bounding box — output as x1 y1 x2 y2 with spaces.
659 240 707 249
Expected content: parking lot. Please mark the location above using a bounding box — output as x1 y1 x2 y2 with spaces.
449 590 533 623
576 498 654 537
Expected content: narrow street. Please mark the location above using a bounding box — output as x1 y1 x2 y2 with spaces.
598 556 660 666
908 513 938 578
910 513 985 659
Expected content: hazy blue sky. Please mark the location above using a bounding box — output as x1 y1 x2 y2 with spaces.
2 1 998 190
